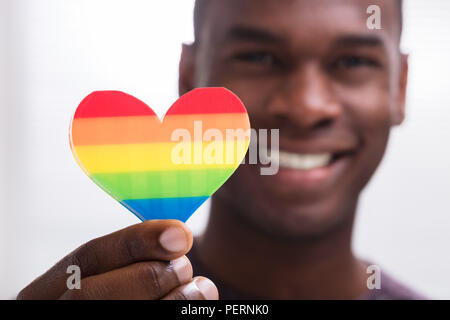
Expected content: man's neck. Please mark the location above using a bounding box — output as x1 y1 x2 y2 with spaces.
194 198 368 299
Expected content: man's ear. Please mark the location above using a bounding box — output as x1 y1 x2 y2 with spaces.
392 53 409 126
178 43 196 96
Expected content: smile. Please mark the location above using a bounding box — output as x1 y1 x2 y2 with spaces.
262 149 353 171
257 147 357 194
275 151 332 170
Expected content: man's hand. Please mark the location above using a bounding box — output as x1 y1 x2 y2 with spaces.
17 220 218 300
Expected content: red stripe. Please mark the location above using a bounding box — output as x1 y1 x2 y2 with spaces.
74 87 247 119
74 91 157 119
165 87 247 115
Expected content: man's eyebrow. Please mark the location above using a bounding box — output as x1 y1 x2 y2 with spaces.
224 26 283 44
334 35 384 47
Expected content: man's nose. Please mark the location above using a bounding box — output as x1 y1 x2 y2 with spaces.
267 63 342 132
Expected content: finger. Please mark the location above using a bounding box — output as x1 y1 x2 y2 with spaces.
17 219 193 299
162 277 219 300
59 256 193 300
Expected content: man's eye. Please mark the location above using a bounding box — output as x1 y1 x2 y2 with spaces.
333 56 379 69
232 52 277 66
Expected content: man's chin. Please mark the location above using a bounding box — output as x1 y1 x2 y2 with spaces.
231 197 356 241
216 174 359 240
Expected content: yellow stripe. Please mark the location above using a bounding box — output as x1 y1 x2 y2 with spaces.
74 140 250 173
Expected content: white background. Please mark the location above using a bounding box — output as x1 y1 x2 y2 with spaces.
1 0 449 299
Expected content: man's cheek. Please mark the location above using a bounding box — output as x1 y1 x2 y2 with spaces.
358 101 393 137
341 85 392 126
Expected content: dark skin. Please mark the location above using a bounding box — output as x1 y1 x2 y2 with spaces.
17 220 218 300
19 0 407 299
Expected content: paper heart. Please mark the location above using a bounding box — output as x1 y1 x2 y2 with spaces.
70 88 250 222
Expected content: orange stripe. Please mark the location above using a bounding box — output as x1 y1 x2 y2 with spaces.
71 113 250 146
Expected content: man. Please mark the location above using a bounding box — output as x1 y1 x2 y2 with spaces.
18 0 422 299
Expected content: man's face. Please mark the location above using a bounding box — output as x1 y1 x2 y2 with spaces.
180 0 408 238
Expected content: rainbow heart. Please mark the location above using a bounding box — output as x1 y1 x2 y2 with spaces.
70 88 250 222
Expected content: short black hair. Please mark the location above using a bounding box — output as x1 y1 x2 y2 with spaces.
194 0 403 41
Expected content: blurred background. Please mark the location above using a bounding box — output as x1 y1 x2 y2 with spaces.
1 0 450 299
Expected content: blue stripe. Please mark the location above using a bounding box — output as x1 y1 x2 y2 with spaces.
122 196 209 222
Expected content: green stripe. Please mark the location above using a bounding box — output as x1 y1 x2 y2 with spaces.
91 168 236 200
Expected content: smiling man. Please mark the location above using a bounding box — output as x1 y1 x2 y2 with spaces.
181 0 422 299
18 0 423 300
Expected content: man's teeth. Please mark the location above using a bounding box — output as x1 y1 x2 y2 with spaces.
270 151 333 170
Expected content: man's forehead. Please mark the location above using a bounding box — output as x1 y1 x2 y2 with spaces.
196 0 400 46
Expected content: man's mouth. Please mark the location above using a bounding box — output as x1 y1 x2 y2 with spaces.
264 150 352 170
258 148 356 194
275 151 332 170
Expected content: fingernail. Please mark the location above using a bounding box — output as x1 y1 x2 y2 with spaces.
159 227 187 252
171 257 192 284
195 278 218 300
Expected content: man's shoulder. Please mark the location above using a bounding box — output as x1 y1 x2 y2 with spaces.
187 246 426 300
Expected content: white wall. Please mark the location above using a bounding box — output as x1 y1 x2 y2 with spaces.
1 0 449 299
0 0 9 295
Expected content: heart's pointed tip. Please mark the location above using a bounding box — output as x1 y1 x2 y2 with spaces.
122 197 210 223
